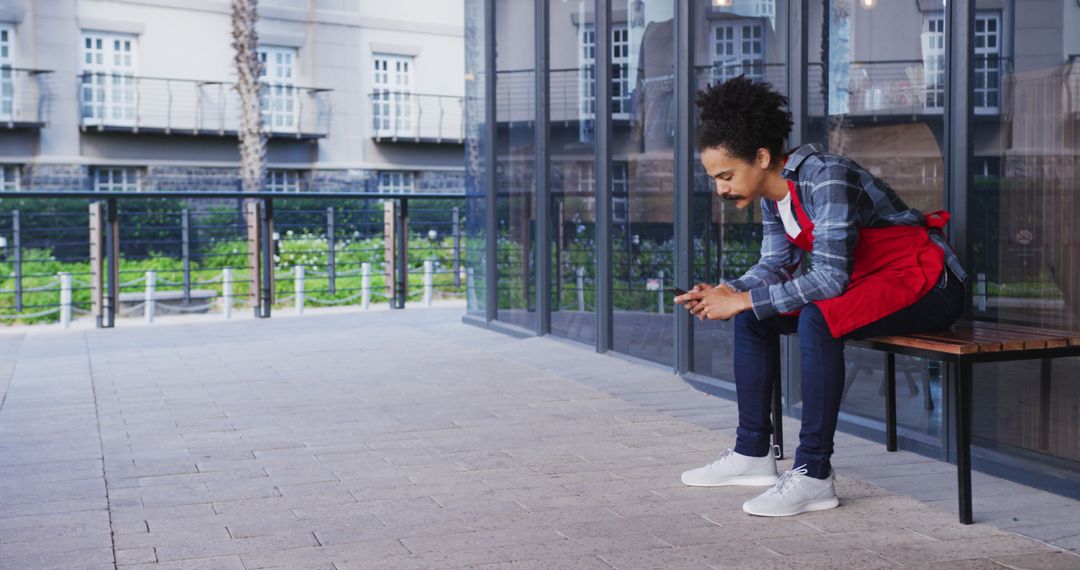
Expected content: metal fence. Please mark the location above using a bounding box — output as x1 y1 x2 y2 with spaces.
0 193 469 327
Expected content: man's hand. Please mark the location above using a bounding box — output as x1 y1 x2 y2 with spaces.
677 286 752 321
674 283 716 312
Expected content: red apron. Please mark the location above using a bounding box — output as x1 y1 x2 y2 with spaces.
782 179 948 338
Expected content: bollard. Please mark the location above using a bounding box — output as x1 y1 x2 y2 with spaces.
466 266 477 309
59 272 72 329
361 262 371 311
222 268 233 319
295 265 304 315
658 270 665 315
975 272 987 312
576 267 585 312
423 260 434 307
145 271 156 324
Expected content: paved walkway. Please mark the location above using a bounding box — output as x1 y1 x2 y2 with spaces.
0 308 1078 569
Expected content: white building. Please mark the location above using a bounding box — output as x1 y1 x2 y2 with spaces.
0 0 465 194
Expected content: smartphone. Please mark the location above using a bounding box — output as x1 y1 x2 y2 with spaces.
665 286 688 297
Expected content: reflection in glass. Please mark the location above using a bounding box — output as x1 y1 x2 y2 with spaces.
968 0 1080 465
550 0 597 343
610 0 676 366
691 0 789 381
464 0 487 315
494 0 536 329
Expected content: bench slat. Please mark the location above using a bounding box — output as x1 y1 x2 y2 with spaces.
864 321 1080 355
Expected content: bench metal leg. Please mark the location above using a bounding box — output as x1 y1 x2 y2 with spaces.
771 375 784 459
886 352 897 452
955 360 974 524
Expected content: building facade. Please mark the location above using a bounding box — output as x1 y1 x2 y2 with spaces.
464 0 1080 497
0 0 465 194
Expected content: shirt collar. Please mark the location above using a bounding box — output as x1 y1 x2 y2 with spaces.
782 143 824 180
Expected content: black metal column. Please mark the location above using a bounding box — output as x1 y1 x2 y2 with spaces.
594 0 613 353
955 360 974 524
181 209 191 304
534 0 551 336
947 0 974 315
484 0 498 323
674 0 694 374
259 199 274 318
395 198 409 309
886 352 898 451
12 210 21 312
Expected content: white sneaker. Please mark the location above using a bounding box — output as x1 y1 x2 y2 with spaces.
681 449 778 487
742 465 840 517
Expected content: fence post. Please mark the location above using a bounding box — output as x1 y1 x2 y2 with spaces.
423 260 434 307
89 202 105 327
384 201 396 303
145 270 155 324
361 262 371 311
395 199 409 309
577 267 585 312
452 206 461 288
466 266 477 309
295 265 304 315
181 209 191 304
222 267 233 319
106 198 119 328
327 206 336 294
12 210 21 312
59 272 72 329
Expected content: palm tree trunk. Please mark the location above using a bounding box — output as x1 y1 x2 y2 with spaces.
231 0 267 312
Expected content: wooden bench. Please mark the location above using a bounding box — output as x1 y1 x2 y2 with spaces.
768 321 1080 524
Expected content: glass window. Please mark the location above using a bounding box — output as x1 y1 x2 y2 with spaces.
691 0 790 381
93 167 141 192
550 0 597 342
266 169 304 193
372 54 415 137
0 165 19 191
0 25 14 120
464 0 487 316
807 0 948 445
377 171 415 194
258 46 298 131
80 32 137 125
610 0 676 366
969 0 1080 466
494 0 536 330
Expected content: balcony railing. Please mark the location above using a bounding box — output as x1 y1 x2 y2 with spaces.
0 68 52 129
77 73 332 139
367 91 464 143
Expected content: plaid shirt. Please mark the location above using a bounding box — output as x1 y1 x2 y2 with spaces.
727 144 967 321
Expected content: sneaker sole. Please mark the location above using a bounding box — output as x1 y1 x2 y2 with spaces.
742 497 840 517
682 475 779 487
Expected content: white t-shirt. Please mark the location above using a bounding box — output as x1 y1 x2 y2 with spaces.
774 191 803 239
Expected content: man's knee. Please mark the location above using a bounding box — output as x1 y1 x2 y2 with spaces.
797 304 831 337
734 310 766 338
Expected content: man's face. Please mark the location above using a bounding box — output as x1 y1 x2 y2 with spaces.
700 146 771 209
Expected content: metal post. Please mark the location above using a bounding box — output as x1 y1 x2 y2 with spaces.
886 352 898 451
12 210 21 312
260 199 274 318
246 199 261 317
556 202 564 308
955 360 974 524
59 272 72 329
594 0 612 352
658 270 665 315
452 206 461 288
361 262 371 310
484 0 497 322
577 266 585 312
534 0 550 336
674 0 694 374
295 265 304 315
772 369 784 460
106 198 119 328
222 267 233 319
327 206 336 294
395 198 409 309
423 259 434 307
947 0 974 317
181 209 191 304
145 270 155 324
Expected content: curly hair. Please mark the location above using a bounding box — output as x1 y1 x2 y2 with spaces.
696 76 793 164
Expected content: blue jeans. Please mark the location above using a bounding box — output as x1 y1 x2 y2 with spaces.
732 267 964 479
